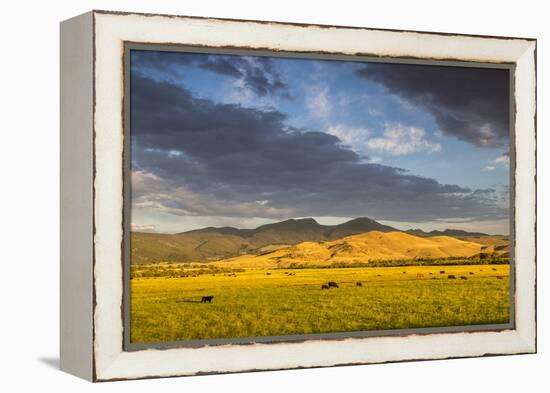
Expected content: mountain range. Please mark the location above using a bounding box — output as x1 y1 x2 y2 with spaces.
212 231 495 268
131 217 507 264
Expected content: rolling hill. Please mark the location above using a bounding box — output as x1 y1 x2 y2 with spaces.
131 217 397 264
131 217 507 264
213 231 489 268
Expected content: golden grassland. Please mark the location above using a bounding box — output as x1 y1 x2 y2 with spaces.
209 231 505 268
130 264 510 343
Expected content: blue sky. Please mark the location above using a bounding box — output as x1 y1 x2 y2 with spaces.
130 50 510 235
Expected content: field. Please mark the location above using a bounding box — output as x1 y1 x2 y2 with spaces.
130 264 510 343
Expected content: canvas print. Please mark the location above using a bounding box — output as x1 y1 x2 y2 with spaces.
128 49 511 345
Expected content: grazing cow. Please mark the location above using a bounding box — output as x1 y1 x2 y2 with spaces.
201 296 214 303
469 272 474 275
356 282 362 287
402 271 407 274
440 271 445 274
447 275 456 279
492 268 497 271
496 276 503 280
429 272 433 275
266 272 271 275
327 281 339 288
460 276 468 280
321 284 329 290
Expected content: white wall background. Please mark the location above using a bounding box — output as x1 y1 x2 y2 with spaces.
0 0 546 390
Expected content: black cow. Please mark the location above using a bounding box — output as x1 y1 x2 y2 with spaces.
321 284 329 290
356 282 363 287
201 296 214 303
327 281 339 288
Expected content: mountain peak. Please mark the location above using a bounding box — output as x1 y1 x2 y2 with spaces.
294 217 319 224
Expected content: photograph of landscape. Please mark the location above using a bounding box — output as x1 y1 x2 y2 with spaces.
128 48 511 344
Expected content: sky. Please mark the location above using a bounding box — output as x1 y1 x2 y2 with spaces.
129 49 511 235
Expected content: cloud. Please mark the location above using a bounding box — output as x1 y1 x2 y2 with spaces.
130 73 508 223
307 85 332 119
130 223 159 233
366 122 441 155
485 151 510 171
356 63 509 147
326 124 371 148
132 50 290 98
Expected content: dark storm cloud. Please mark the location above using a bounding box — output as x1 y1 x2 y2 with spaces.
130 73 507 222
132 50 289 98
355 63 510 147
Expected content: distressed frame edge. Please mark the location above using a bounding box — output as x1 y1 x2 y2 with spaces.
92 8 538 42
90 11 537 381
59 11 95 381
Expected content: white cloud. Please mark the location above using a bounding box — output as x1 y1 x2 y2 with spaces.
494 154 510 165
326 124 370 147
478 124 499 147
307 86 332 119
485 152 509 171
368 156 382 164
131 170 293 219
367 122 442 155
131 223 159 233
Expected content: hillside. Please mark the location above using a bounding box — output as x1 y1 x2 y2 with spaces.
131 217 505 264
213 231 488 268
131 217 398 263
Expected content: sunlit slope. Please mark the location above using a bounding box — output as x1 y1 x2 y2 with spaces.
215 231 486 268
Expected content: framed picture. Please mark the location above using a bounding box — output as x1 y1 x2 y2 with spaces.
60 10 537 381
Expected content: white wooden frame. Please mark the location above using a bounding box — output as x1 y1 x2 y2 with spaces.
60 10 536 382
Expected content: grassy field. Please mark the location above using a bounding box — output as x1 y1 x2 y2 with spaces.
130 264 510 343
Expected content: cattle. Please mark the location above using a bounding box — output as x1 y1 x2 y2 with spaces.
469 272 474 275
496 276 504 280
417 273 424 278
492 268 497 271
327 281 339 288
377 274 382 277
321 284 329 290
356 282 362 287
201 296 214 303
460 276 468 280
447 275 456 279
266 272 271 275
440 271 445 274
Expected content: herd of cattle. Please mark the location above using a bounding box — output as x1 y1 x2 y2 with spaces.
198 268 504 303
